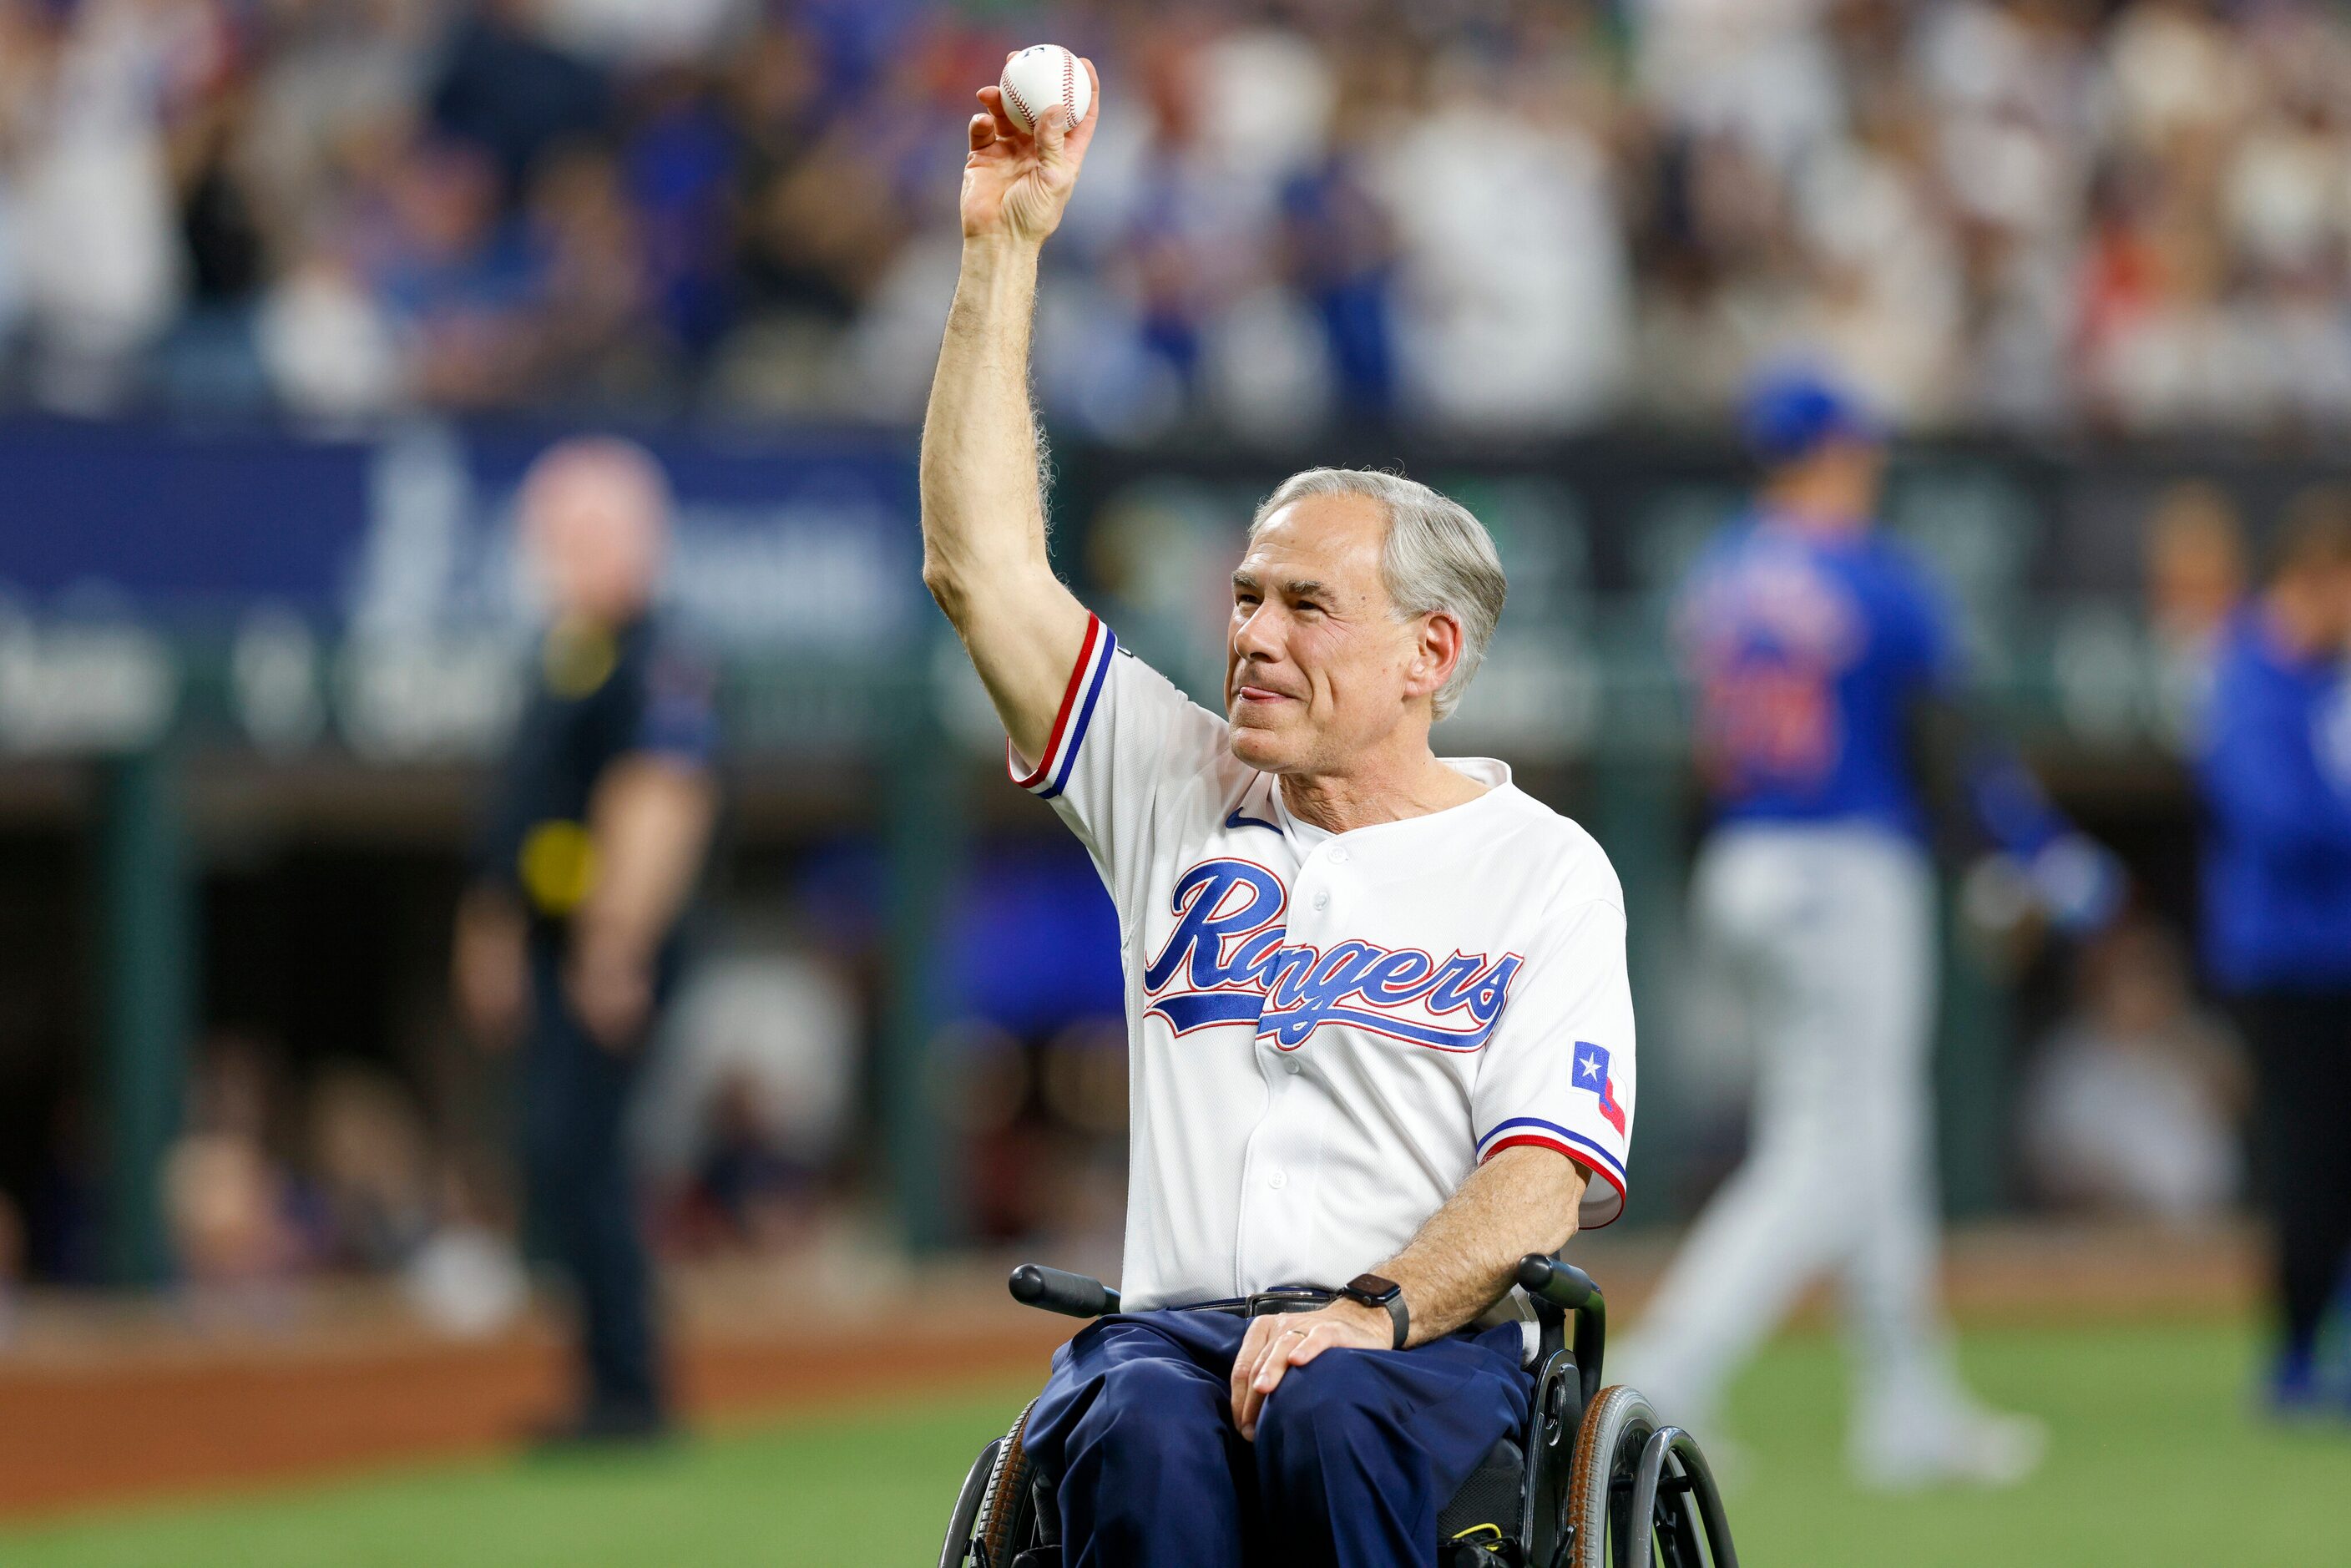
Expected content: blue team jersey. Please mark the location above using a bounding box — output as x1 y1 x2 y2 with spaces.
1675 513 1954 840
2196 607 2351 992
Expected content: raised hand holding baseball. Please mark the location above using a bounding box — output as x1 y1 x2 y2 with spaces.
963 46 1100 246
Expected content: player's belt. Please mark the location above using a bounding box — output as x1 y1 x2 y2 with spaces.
1181 1285 1339 1318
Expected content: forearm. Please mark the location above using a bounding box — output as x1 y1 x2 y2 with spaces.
1231 1146 1590 1439
1376 1146 1588 1344
917 240 1090 759
577 757 716 957
919 238 1048 615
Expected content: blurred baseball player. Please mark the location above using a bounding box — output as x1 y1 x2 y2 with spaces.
921 63 1635 1565
1613 369 2119 1488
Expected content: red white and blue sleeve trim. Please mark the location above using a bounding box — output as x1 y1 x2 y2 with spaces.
1010 615 1117 802
1476 1116 1628 1222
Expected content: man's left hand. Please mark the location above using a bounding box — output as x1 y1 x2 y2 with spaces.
1230 1300 1393 1441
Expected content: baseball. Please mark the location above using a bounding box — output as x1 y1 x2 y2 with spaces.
999 43 1090 136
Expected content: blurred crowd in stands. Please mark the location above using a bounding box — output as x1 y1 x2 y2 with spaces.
3 0 2351 436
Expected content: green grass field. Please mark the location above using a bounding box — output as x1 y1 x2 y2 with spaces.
6 1318 2345 1566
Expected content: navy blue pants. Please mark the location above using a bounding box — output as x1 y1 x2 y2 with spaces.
522 948 662 1421
1024 1309 1529 1567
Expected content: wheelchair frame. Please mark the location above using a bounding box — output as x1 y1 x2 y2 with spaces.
939 1257 1738 1568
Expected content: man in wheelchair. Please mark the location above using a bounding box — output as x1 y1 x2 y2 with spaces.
920 56 1638 1566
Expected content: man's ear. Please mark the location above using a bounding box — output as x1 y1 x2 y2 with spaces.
1406 612 1463 703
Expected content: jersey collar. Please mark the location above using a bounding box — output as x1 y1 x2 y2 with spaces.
1262 758 1514 847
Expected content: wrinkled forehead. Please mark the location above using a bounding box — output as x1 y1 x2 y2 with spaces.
1236 493 1390 599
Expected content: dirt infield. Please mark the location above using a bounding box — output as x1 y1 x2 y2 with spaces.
0 1222 2258 1525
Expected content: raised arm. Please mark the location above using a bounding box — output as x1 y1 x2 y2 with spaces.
919 58 1102 765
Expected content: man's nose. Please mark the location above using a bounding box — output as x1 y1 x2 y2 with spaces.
1232 601 1282 660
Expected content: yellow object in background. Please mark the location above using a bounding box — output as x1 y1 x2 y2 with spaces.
520 820 599 915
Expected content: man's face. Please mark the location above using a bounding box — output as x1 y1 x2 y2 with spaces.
524 451 665 627
1226 493 1438 773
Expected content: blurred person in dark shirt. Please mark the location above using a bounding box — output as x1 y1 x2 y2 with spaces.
453 438 718 1444
2197 487 2351 1418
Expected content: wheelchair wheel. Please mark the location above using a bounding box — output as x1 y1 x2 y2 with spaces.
938 1436 1000 1568
1565 1386 1734 1568
1568 1386 1656 1567
947 1400 1041 1568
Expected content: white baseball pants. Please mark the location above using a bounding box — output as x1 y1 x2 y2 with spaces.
1615 822 1981 1457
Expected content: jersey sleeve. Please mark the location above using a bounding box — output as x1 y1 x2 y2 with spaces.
1469 896 1635 1228
632 638 720 768
1008 615 1230 922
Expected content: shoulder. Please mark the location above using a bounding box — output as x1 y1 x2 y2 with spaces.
1848 534 1954 650
624 616 717 685
1482 787 1626 916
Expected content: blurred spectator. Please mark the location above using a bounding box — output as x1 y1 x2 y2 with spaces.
164 1032 304 1322
403 1154 529 1338
2020 918 2247 1222
2141 480 2247 748
636 935 857 1255
8 0 188 411
1378 43 1630 432
363 138 544 409
527 142 666 404
306 1062 435 1271
8 0 2351 434
684 1067 819 1252
425 0 607 200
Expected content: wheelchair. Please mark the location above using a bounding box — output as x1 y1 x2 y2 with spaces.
939 1256 1737 1568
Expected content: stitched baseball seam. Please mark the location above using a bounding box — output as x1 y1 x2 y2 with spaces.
1002 69 1035 132
1061 48 1074 125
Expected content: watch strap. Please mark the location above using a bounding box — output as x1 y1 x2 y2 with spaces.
1342 1272 1408 1350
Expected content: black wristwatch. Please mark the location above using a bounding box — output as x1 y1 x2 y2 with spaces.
1340 1272 1408 1350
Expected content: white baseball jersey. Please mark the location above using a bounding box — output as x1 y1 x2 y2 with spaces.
1013 615 1636 1310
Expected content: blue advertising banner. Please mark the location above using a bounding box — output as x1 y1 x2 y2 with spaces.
0 419 925 653
0 421 371 615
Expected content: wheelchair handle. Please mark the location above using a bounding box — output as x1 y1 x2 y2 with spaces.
1009 1263 1120 1318
1517 1254 1606 1414
1515 1255 1600 1313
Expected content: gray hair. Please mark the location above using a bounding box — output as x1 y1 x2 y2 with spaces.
1248 468 1506 721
